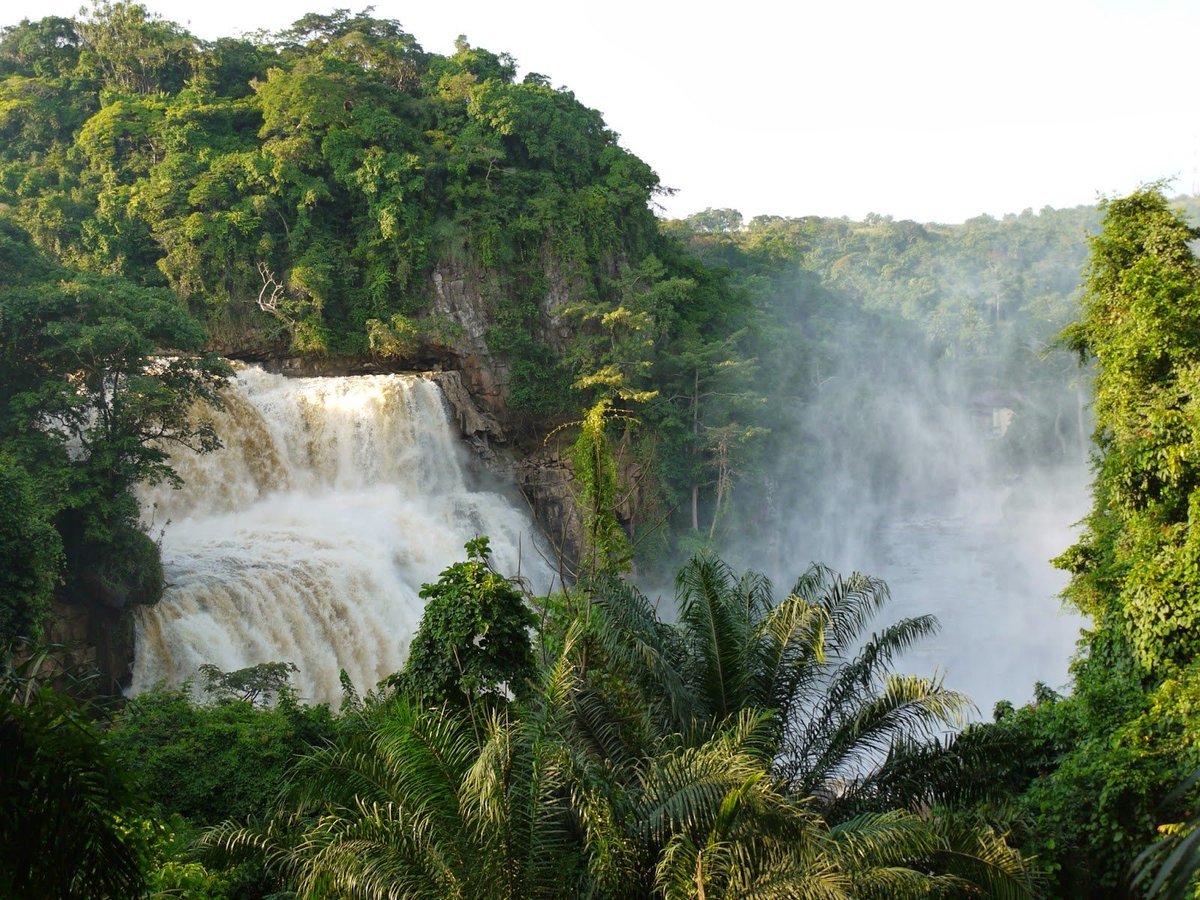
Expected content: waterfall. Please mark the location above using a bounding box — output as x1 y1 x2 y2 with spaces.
132 365 550 703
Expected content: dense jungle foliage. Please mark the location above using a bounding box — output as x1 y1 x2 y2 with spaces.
6 548 1042 898
2 2 1200 896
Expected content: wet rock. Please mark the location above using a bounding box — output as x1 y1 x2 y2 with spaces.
46 597 136 695
427 370 505 444
517 448 583 578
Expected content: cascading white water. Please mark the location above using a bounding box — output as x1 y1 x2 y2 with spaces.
132 365 550 703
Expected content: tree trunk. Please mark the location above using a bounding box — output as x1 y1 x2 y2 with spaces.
1076 381 1089 463
708 434 730 542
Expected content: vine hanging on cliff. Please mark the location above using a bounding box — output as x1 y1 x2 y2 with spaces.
566 399 633 578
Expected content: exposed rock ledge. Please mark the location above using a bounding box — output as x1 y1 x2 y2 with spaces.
425 370 506 448
46 597 136 696
424 370 583 575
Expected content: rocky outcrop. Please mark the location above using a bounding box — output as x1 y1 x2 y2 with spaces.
516 448 583 578
423 260 588 567
429 265 511 416
538 255 583 355
425 370 503 459
257 353 446 378
423 368 585 571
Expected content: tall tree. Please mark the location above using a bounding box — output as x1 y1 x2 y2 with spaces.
75 1 196 95
974 187 1200 895
1059 186 1200 672
0 218 228 606
389 537 536 708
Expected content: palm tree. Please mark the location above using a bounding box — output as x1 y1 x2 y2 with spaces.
205 618 1034 898
0 686 149 898
203 632 605 899
589 553 974 815
583 554 1037 896
620 707 985 899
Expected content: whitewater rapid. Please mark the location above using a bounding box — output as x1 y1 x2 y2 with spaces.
132 365 549 702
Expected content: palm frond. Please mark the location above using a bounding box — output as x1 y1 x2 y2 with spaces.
632 710 777 846
733 568 776 625
0 691 147 899
828 810 937 866
1134 823 1200 900
290 799 452 900
840 727 1022 817
569 682 641 769
589 574 696 730
926 812 1040 899
795 673 971 801
676 552 753 720
751 589 830 714
567 756 638 896
200 813 304 874
790 564 891 656
653 831 702 900
826 615 944 704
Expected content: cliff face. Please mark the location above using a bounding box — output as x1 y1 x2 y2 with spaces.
429 266 512 415
429 259 588 571
424 261 585 574
430 367 582 575
426 257 580 415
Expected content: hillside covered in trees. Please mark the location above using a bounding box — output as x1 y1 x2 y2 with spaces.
2 3 1200 897
0 0 1120 578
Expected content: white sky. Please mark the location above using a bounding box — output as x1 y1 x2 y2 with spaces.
4 0 1196 223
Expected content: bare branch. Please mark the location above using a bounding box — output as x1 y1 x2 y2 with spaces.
256 262 287 316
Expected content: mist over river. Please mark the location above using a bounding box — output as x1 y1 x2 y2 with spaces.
765 363 1091 718
804 466 1089 717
